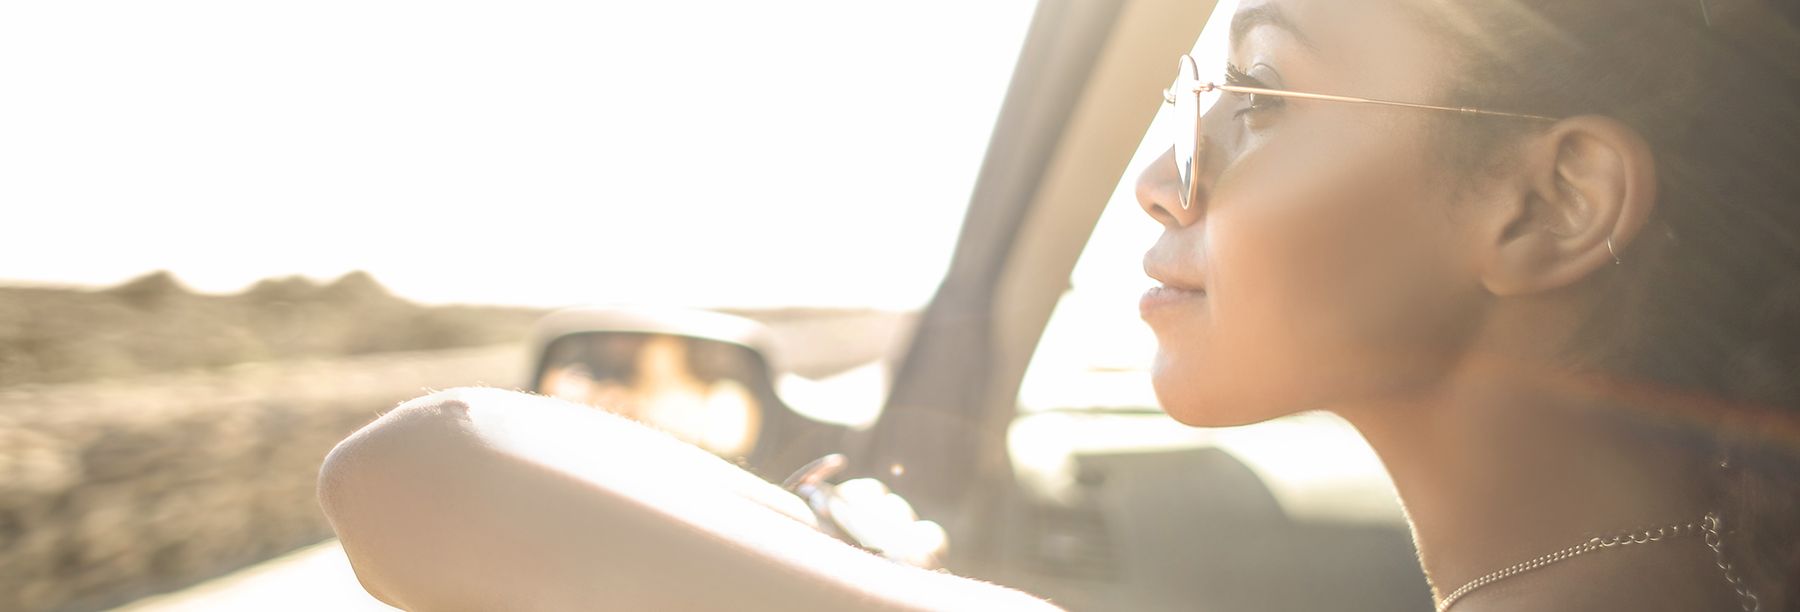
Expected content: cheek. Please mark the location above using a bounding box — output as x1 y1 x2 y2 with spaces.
1224 186 1461 370
1154 138 1478 423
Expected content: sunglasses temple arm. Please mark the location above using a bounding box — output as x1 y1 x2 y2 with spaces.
1207 84 1556 121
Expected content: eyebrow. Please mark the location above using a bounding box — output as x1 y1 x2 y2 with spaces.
1229 3 1318 51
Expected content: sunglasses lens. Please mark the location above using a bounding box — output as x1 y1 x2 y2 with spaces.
1173 57 1199 209
1173 56 1223 210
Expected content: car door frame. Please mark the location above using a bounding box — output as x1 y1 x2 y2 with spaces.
856 0 1218 573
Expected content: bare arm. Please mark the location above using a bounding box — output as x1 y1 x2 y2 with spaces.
317 387 1057 611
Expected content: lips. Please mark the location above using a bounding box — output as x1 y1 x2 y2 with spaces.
1148 283 1205 296
1142 248 1207 318
1141 270 1207 318
1146 277 1205 294
1143 258 1206 295
1139 283 1206 319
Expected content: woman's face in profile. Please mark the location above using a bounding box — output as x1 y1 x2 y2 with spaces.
1138 0 1492 426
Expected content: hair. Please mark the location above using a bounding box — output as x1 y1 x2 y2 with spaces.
1417 0 1800 608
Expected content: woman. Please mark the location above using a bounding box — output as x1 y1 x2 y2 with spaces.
319 1 1799 609
1137 0 1799 609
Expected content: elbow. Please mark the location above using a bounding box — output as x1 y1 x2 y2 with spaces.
315 388 487 607
318 388 478 520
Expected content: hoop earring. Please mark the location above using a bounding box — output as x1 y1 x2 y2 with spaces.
1607 237 1622 265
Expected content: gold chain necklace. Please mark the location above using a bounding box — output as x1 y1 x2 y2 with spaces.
1435 512 1761 612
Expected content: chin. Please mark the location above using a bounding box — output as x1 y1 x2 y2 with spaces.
1149 350 1301 428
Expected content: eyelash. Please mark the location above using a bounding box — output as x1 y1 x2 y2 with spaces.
1224 63 1285 118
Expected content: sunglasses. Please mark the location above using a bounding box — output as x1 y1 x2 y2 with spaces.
1163 54 1558 210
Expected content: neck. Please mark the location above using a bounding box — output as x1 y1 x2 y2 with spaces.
1337 356 1716 607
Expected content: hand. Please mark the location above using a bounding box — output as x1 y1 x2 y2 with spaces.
783 454 950 569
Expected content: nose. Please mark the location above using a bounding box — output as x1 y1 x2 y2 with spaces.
1136 146 1203 228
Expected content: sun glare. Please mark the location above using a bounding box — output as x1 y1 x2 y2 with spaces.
0 1 1038 309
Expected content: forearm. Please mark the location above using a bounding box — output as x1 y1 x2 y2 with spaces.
317 387 1056 611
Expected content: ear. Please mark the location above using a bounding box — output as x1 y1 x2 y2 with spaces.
1476 116 1657 296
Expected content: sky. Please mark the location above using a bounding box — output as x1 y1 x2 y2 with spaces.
1 1 1040 309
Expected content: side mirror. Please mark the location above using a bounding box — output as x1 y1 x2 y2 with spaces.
526 306 858 478
536 330 771 458
530 307 780 460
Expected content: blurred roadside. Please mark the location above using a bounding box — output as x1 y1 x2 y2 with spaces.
0 271 542 388
0 344 520 611
1 272 912 611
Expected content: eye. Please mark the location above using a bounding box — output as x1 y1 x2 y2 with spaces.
1224 63 1287 120
1238 92 1285 116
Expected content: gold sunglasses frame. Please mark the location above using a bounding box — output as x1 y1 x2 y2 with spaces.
1164 54 1558 210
